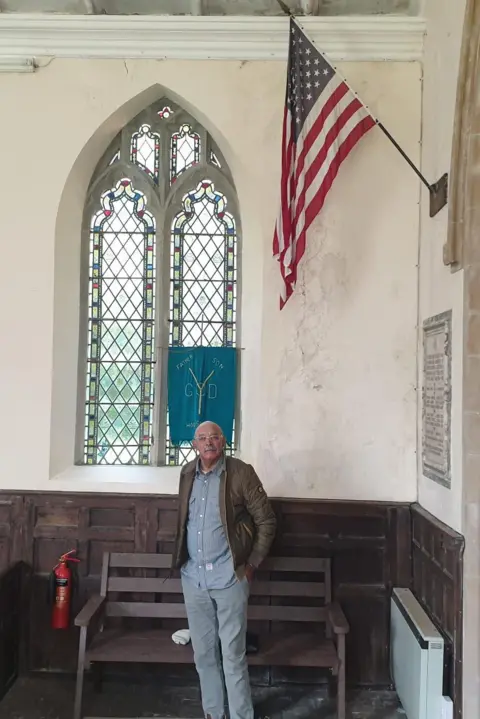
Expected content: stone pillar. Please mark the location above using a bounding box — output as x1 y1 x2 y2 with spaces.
447 0 480 716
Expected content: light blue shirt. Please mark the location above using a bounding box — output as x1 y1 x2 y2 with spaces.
181 456 237 590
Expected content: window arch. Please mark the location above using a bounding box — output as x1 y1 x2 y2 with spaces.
80 98 239 466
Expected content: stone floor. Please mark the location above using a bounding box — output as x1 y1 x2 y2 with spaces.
0 676 405 719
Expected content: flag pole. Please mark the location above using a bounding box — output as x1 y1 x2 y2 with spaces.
274 0 448 218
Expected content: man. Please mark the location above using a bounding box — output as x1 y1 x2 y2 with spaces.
171 421 276 719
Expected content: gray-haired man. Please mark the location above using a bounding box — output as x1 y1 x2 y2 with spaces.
171 421 276 719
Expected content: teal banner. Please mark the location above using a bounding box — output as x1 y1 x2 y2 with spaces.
168 347 236 444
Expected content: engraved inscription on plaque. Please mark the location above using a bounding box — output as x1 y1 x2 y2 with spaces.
422 310 452 488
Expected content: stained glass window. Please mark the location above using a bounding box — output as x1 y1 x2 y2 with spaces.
166 179 237 465
83 98 238 467
84 179 156 465
131 124 160 182
171 124 200 183
158 106 173 120
209 150 221 168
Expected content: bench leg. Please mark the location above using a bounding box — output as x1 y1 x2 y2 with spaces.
337 634 346 719
74 627 87 719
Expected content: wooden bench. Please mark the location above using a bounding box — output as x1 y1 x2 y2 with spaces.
74 552 349 719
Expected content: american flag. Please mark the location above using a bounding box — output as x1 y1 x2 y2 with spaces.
273 18 376 308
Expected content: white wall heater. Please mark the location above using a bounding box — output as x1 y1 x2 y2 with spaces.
390 587 449 719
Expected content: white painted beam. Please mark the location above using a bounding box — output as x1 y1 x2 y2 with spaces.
0 14 426 64
0 56 35 72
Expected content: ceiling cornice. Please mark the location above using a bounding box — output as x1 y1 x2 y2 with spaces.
0 14 426 71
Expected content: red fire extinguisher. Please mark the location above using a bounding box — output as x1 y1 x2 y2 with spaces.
49 549 80 630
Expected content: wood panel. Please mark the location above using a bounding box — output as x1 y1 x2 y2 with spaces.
411 503 464 719
270 500 411 685
0 563 25 700
0 492 412 688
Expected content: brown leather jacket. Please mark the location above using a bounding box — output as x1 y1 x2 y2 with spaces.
171 455 276 577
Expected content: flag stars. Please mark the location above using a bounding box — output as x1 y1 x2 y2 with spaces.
289 27 334 121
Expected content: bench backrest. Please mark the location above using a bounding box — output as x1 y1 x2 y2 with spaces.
101 552 331 624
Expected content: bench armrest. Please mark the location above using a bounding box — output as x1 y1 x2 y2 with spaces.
327 601 349 634
75 595 106 627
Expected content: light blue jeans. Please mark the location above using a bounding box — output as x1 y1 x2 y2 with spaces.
181 575 253 719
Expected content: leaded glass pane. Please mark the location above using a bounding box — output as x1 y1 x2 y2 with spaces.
84 178 156 466
166 179 237 465
83 101 239 469
170 124 200 183
130 124 160 182
209 150 221 168
158 106 173 120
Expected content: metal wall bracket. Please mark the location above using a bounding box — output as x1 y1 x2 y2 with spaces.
429 173 449 218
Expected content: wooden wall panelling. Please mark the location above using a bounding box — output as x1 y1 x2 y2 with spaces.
17 493 407 684
18 494 410 685
0 562 24 699
154 497 179 554
26 494 144 672
268 500 412 686
411 503 464 719
0 497 24 570
0 491 462 699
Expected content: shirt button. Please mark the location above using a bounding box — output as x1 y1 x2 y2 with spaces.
200 514 203 518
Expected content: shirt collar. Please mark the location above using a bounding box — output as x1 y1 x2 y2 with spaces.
196 453 225 477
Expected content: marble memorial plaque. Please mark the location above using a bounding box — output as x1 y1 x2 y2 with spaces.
422 310 452 488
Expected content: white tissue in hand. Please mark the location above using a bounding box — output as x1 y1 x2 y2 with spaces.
172 629 191 645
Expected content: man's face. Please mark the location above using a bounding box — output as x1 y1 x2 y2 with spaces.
193 423 225 465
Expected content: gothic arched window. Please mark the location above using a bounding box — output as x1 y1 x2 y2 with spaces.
81 99 239 466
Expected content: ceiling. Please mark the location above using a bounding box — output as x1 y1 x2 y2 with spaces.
0 0 418 15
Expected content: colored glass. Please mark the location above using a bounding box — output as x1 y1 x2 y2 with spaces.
84 179 156 465
166 179 237 465
130 124 160 182
170 124 200 183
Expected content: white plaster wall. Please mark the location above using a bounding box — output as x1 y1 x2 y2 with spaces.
417 0 467 533
0 57 420 499
258 63 420 500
